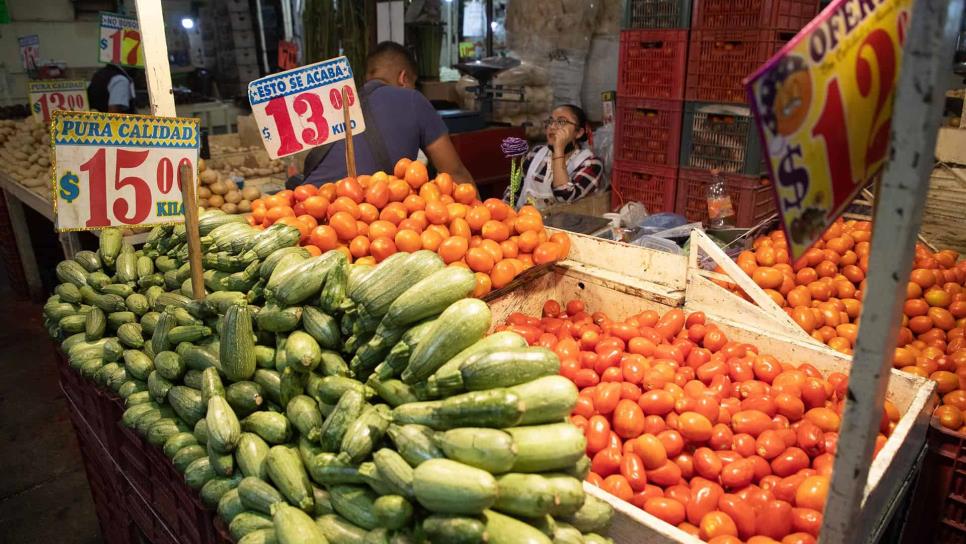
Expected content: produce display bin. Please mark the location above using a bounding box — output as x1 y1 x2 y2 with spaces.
679 101 765 175
615 97 683 166
691 0 821 30
488 229 937 544
902 421 966 543
675 167 776 227
611 161 678 215
623 0 692 29
685 29 795 104
618 30 689 100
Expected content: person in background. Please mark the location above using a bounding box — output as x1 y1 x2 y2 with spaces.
505 104 603 209
88 64 137 113
301 42 474 186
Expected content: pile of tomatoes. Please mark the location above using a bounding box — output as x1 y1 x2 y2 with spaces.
496 299 899 544
730 219 966 432
244 158 571 297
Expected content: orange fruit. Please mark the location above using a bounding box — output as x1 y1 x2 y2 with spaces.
482 220 511 242
265 205 296 225
388 179 411 202
479 239 504 263
379 202 408 225
420 182 441 202
397 219 424 234
551 232 571 259
303 244 322 257
438 236 469 264
446 203 468 220
450 217 471 239
355 256 376 266
420 229 444 252
370 237 397 262
405 161 429 189
454 183 477 204
264 194 289 209
293 184 318 202
514 213 544 234
368 220 398 240
425 201 450 225
349 236 370 258
329 211 358 241
517 230 540 253
335 177 364 203
490 260 517 289
435 173 455 195
484 198 510 221
309 225 339 251
395 229 422 253
473 272 492 297
302 195 330 219
365 181 390 208
500 239 519 259
393 158 412 179
466 206 492 232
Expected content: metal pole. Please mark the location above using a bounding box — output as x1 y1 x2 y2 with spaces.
821 1 964 543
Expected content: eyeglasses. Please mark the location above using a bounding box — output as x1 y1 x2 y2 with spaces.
542 118 578 129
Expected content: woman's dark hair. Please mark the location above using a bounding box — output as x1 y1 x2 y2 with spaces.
556 104 589 142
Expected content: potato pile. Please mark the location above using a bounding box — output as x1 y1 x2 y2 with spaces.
197 159 262 214
0 117 52 199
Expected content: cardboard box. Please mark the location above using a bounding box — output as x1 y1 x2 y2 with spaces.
420 81 460 105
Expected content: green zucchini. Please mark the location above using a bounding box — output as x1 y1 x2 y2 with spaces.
318 389 365 452
319 350 350 377
238 527 277 544
101 283 134 298
380 267 475 329
229 511 274 542
422 514 487 544
285 331 322 372
242 412 291 444
168 385 206 426
56 260 88 287
208 396 241 453
227 381 267 417
238 476 285 515
329 485 380 530
306 453 366 486
272 253 337 305
437 427 517 474
493 473 558 517
559 494 613 534
315 376 372 405
393 389 524 430
254 369 282 406
367 378 418 408
401 299 491 384
201 475 242 508
280 367 305 408
173 444 207 472
237 432 271 480
222 304 257 381
286 395 323 442
510 375 578 426
218 488 246 524
147 371 173 402
98 228 123 266
506 423 586 472
201 366 225 404
209 440 235 477
272 503 328 544
107 311 137 329
164 432 198 458
428 331 528 395
154 350 185 381
117 323 144 348
267 445 315 512
353 250 444 319
301 306 340 350
386 424 443 466
259 246 310 279
339 404 391 464
412 459 497 515
544 473 586 517
459 348 559 391
73 250 102 272
373 495 413 530
316 514 368 544
372 448 414 498
254 345 276 369
256 303 303 333
483 509 552 544
123 349 154 381
185 456 216 489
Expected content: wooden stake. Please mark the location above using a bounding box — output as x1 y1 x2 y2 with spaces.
134 0 176 117
343 87 357 179
179 162 205 300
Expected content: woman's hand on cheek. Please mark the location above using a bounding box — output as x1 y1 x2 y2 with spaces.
552 125 574 153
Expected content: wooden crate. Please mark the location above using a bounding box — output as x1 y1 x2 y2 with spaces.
921 165 966 255
487 231 936 544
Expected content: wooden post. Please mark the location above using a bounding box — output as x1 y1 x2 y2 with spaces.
179 162 205 300
133 0 176 117
820 0 964 542
343 87 357 178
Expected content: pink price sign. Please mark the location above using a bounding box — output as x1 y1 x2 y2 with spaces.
745 0 912 260
248 56 366 160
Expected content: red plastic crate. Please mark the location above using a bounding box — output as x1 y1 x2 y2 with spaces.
692 0 820 30
675 168 776 227
902 422 966 544
685 29 796 104
624 0 692 28
618 30 688 100
615 98 683 166
611 161 678 214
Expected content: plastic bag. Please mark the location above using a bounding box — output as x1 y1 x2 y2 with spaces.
592 124 614 189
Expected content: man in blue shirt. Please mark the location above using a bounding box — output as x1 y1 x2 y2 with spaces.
302 42 474 186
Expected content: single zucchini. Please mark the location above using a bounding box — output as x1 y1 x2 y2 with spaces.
412 459 497 515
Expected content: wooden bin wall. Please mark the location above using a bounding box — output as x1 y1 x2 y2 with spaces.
487 239 936 544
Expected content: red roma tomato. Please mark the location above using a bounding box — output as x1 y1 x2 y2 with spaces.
773 473 807 503
586 472 604 487
621 382 643 402
686 311 707 327
781 532 817 544
775 393 806 421
586 415 611 454
704 328 729 352
791 507 823 537
796 420 825 457
658 430 686 457
508 324 542 345
570 414 588 431
573 369 599 388
647 460 683 487
537 333 557 350
555 337 578 360
756 429 787 460
590 446 622 477
771 447 811 477
601 366 623 383
594 348 623 375
720 459 756 490
719 494 757 539
602 474 633 500
756 500 794 540
794 475 830 511
656 309 686 340
644 497 687 526
542 300 561 317
634 434 669 470
573 395 595 419
675 452 695 480
678 411 714 442
628 484 665 509
741 395 778 417
709 423 735 450
694 447 723 480
699 511 739 540
805 407 841 432
613 399 646 439
565 299 585 316
608 431 623 451
665 484 692 508
611 322 639 342
594 382 622 415
620 452 648 492
622 357 647 385
731 410 773 437
644 415 667 435
628 337 657 356
733 433 757 457
560 358 580 381
687 479 725 525
639 390 675 416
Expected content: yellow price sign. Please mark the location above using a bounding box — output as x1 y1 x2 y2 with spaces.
98 12 144 68
745 0 912 260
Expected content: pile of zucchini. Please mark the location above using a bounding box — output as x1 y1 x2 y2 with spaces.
43 212 615 544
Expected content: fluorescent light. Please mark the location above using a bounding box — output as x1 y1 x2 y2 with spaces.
181 17 195 29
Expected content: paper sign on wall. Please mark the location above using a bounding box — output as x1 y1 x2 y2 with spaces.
278 40 299 71
98 12 144 68
18 35 39 71
28 80 89 124
248 56 366 160
51 111 199 232
745 0 912 260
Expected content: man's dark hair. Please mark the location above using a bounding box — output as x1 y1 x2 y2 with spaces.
366 41 418 80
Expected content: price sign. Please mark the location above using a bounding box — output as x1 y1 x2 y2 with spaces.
745 0 911 260
98 12 144 68
18 35 39 71
51 110 199 232
278 40 299 71
248 56 366 160
28 80 89 124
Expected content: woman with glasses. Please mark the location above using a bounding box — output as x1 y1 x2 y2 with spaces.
504 104 603 209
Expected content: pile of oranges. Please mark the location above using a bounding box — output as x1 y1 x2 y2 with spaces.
244 158 571 298
497 300 899 544
726 218 966 431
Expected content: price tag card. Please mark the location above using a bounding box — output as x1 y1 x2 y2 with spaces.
18 35 39 71
51 110 199 232
248 56 366 160
278 40 299 71
29 80 89 124
745 0 911 260
98 12 144 68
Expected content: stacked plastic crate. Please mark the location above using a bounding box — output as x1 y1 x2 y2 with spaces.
611 0 692 214
677 0 820 226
